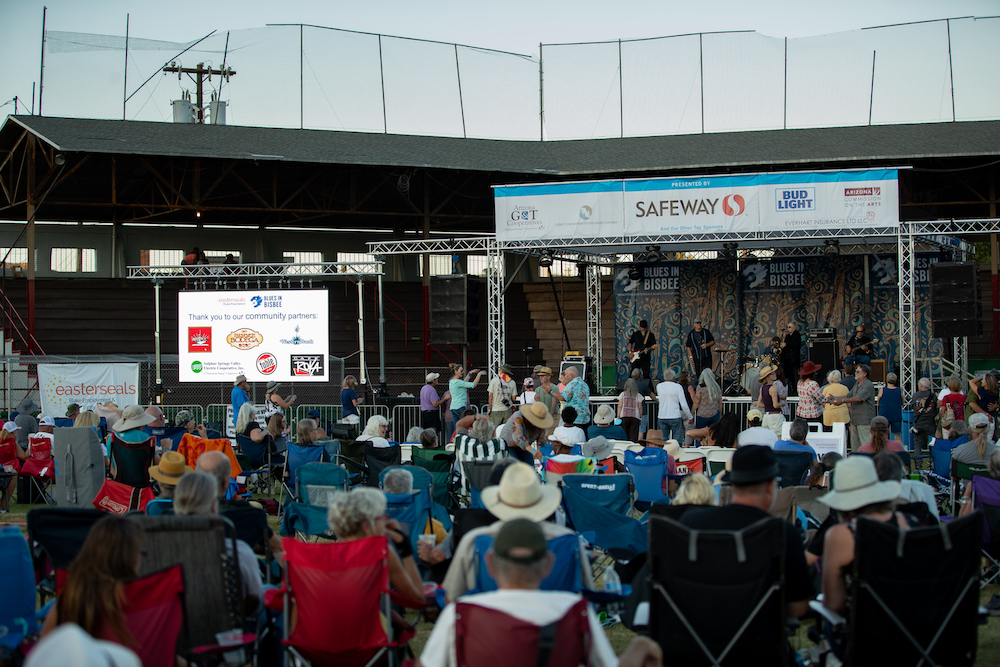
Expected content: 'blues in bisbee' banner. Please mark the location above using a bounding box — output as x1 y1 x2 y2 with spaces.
494 169 898 242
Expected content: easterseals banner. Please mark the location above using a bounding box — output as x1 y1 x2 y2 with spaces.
178 289 329 383
495 169 898 242
38 363 139 417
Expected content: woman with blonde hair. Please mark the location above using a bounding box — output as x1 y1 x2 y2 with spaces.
952 413 998 465
262 380 296 421
340 375 363 425
674 473 714 506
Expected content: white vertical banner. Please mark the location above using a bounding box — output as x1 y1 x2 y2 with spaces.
38 363 140 417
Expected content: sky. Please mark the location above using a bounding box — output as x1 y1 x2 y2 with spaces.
1 0 998 115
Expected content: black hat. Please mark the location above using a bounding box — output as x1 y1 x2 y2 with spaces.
494 518 548 564
639 319 649 328
722 446 780 485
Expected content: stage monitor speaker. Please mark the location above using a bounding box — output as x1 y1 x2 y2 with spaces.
808 340 839 374
429 275 481 345
869 359 886 383
930 261 982 339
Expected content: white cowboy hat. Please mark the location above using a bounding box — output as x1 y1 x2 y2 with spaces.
818 456 900 512
112 404 157 432
481 462 562 522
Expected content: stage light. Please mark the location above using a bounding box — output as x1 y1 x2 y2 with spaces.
628 265 641 281
644 245 662 263
824 239 840 256
539 250 554 268
720 243 738 260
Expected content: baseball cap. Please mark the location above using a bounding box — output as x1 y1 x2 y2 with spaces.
66 403 81 416
39 416 55 426
493 518 548 564
3 421 20 432
425 372 440 383
746 408 764 422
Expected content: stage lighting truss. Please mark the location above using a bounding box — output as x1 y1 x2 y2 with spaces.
824 239 840 255
539 249 554 268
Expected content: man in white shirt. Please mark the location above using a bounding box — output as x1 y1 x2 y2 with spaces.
652 370 692 443
420 519 663 667
30 415 56 443
737 408 778 448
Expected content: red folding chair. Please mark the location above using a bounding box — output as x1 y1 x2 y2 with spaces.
19 435 55 505
114 565 186 667
454 598 592 667
277 536 419 666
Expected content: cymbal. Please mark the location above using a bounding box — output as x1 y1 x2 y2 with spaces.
713 348 734 352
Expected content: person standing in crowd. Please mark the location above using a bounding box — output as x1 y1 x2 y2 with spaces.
617 377 646 442
500 403 554 465
796 361 824 425
231 374 250 428
779 322 801 395
487 364 519 427
628 319 656 381
448 363 485 434
939 376 966 439
822 370 850 428
756 364 785 438
877 372 903 440
652 369 693 442
559 366 592 428
968 373 999 442
907 377 938 458
534 366 560 429
13 397 39 449
840 362 857 391
262 380 296 422
685 318 715 378
519 377 537 404
691 368 722 429
843 323 874 368
340 375 363 425
832 364 876 452
420 372 451 434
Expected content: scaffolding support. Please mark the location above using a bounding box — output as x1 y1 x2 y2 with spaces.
486 238 506 377
586 264 603 390
898 223 917 397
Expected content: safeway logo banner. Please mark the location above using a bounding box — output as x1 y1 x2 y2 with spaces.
38 363 140 417
624 174 759 236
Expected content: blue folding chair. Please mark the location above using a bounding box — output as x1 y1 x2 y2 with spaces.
379 465 434 492
470 532 583 594
280 463 350 541
560 481 647 561
560 473 635 516
237 433 279 495
54 418 75 428
539 444 584 458
383 477 453 550
280 442 327 507
625 448 671 511
143 426 188 452
0 525 38 660
144 498 174 516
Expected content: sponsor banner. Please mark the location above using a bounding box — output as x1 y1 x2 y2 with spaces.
38 363 139 417
178 289 329 383
494 169 898 242
758 169 899 232
624 174 759 236
494 180 624 242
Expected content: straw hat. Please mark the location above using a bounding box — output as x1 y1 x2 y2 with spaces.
818 456 901 512
593 404 615 425
518 401 554 430
758 364 779 381
148 451 194 486
112 405 156 432
481 462 562 522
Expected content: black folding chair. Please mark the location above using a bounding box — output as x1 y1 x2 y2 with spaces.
773 450 814 489
809 513 983 666
107 433 155 488
26 507 107 602
363 443 401 487
648 514 789 666
221 504 274 583
237 434 280 495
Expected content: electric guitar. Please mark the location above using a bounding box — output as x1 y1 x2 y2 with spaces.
629 344 658 363
845 337 879 356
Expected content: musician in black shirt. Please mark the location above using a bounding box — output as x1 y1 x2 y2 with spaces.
628 320 656 380
844 324 873 367
685 319 715 377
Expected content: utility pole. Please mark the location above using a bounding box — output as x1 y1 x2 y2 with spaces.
162 62 236 123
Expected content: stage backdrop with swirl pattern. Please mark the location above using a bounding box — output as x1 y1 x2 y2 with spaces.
614 256 936 386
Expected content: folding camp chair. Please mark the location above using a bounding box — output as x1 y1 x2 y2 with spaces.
951 459 991 516
26 506 107 602
279 442 327 508
52 426 105 509
175 433 243 479
363 444 401 487
648 514 789 666
0 439 20 512
337 439 367 486
560 479 647 583
411 447 455 508
19 435 56 505
143 426 188 452
280 463 350 541
137 515 255 658
469 532 584 595
774 450 814 488
222 504 275 583
707 448 735 477
967 475 1000 587
119 565 186 667
675 450 707 475
560 473 635 516
107 433 155 488
541 455 598 487
809 513 983 666
278 536 418 666
461 460 496 509
539 444 584 458
237 433 280 495
624 448 672 512
0 525 38 661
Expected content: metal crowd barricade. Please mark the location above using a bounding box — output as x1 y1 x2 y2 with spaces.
391 405 423 442
206 404 230 428
162 404 205 426
295 404 342 424
360 404 389 424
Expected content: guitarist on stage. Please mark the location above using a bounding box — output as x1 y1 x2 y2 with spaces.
686 318 715 378
628 319 656 380
844 323 874 367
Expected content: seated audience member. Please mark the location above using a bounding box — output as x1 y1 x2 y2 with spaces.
587 404 628 441
28 623 140 667
737 409 778 448
673 473 714 506
304 409 328 439
552 407 587 445
681 446 814 617
383 467 414 496
952 413 998 465
74 411 110 466
418 519 663 667
547 432 580 457
451 409 479 443
266 414 287 449
173 409 208 439
856 416 904 454
109 405 160 466
236 403 267 443
65 403 81 422
804 452 843 488
95 401 122 433
174 471 263 610
148 450 193 500
819 455 915 615
0 422 25 511
456 415 506 462
500 403 552 465
296 418 321 446
774 418 818 459
404 426 425 443
959 450 1000 516
357 415 392 448
874 450 938 520
442 462 594 602
582 435 622 473
419 428 441 450
327 487 425 604
144 406 165 428
41 515 144 642
948 419 970 446
686 412 740 449
31 415 56 443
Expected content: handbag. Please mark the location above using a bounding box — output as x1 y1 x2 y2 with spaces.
93 477 155 514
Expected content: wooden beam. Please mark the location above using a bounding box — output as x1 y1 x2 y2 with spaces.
139 157 194 208
229 168 272 209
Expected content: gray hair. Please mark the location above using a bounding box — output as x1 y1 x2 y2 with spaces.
173 472 218 516
623 378 639 399
195 450 231 495
382 468 414 495
405 426 424 443
327 488 386 539
470 416 496 443
698 368 722 404
362 414 389 438
918 377 931 389
563 366 579 379
789 418 809 442
663 368 676 382
886 372 898 385
419 428 438 448
235 403 256 434
827 370 842 383
630 368 643 380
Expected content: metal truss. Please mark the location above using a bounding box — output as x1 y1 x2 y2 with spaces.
898 227 918 396
486 239 505 377
126 261 384 280
585 264 603 390
367 238 493 255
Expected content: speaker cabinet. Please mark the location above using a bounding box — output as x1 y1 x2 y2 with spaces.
808 340 839 373
930 262 982 339
429 275 481 345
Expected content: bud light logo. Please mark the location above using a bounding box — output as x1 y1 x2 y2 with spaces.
776 188 815 211
722 194 745 216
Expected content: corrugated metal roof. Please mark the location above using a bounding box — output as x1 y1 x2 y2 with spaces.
5 115 1000 176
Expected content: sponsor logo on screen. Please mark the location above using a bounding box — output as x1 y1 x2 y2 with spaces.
256 352 277 375
723 194 746 216
279 325 314 345
217 296 246 307
191 361 203 373
226 328 264 350
250 295 283 309
507 205 542 229
579 205 592 220
634 197 731 217
188 327 212 353
775 188 815 211
291 355 324 377
845 187 880 197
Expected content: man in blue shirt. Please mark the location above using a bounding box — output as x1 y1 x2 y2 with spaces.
231 374 250 427
773 418 817 459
